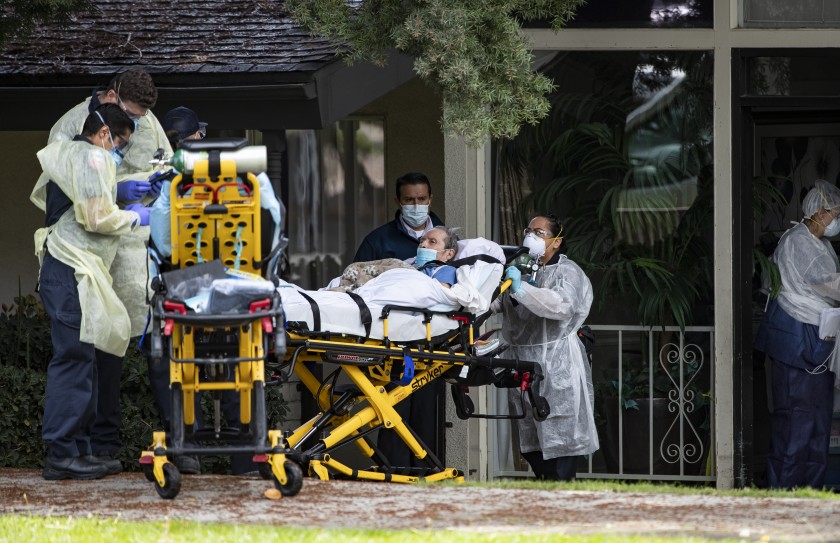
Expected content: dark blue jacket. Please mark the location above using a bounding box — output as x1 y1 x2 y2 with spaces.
353 210 443 263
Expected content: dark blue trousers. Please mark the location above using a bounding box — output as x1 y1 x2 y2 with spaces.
768 358 834 489
40 255 121 458
522 451 579 481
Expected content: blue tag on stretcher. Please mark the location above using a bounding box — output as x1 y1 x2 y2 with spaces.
397 353 415 386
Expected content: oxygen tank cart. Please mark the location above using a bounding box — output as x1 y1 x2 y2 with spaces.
140 138 300 499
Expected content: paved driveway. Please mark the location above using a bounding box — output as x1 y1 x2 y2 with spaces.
1 468 839 541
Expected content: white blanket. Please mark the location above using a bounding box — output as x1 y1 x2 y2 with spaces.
280 238 504 341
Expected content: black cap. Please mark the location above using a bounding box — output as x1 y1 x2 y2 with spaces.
162 106 207 141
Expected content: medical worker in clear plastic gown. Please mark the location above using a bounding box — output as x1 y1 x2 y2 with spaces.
41 69 172 473
755 179 840 489
499 214 598 480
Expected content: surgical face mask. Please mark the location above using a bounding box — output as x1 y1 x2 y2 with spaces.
415 247 437 268
402 204 429 228
106 130 124 167
109 148 123 167
522 232 546 259
825 218 840 237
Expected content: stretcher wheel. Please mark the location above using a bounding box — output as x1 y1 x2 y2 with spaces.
154 463 182 500
142 464 156 482
273 460 303 497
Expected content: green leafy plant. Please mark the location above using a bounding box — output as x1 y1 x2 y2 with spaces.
286 0 587 144
0 290 52 371
0 0 94 50
0 294 288 471
499 51 714 331
598 348 709 415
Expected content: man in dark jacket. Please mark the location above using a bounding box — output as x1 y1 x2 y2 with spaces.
353 172 443 263
352 171 444 470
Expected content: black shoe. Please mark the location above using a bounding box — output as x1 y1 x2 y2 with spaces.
43 456 109 480
174 455 201 475
87 454 123 476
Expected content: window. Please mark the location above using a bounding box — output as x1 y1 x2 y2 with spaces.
285 119 386 289
743 0 840 28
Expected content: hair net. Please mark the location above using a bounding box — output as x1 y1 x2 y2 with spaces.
802 180 840 217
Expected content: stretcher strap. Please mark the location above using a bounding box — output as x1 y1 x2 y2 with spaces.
448 254 503 267
296 290 321 331
196 225 205 263
346 291 372 339
208 150 221 179
233 225 244 270
396 350 415 386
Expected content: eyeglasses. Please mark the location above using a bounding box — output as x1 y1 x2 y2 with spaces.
115 92 147 120
110 132 129 151
198 126 206 139
523 227 553 238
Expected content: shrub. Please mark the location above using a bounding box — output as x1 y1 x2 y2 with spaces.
0 295 288 472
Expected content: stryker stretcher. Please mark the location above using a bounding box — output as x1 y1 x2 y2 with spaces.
270 239 551 483
139 138 299 499
139 138 550 497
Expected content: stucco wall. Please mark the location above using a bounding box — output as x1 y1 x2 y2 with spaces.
2 131 49 304
355 77 445 222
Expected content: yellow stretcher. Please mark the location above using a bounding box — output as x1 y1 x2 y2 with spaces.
272 267 551 484
140 138 551 498
140 138 298 499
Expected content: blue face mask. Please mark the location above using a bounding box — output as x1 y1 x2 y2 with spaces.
95 110 125 166
415 247 437 268
107 131 124 166
132 118 139 131
109 148 124 167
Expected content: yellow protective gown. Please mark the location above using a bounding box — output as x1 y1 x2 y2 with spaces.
31 140 139 356
46 96 173 336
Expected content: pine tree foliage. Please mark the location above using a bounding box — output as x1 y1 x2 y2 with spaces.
286 0 586 144
0 0 94 50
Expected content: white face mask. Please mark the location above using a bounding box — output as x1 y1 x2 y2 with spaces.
825 218 840 237
522 233 546 259
402 205 429 228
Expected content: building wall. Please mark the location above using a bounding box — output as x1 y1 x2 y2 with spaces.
355 77 445 222
1 131 49 304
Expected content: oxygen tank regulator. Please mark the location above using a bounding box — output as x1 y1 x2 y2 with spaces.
512 253 541 285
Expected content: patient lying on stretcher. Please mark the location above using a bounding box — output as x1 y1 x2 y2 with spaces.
278 236 505 340
327 226 460 292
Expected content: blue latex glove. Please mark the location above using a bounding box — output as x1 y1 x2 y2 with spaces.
504 266 522 293
126 203 150 226
117 180 151 202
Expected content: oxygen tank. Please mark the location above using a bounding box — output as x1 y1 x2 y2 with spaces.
169 145 267 175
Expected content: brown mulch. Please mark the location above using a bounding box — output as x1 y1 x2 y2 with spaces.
2 468 840 540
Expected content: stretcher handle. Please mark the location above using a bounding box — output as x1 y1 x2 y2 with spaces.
499 278 513 295
380 305 434 323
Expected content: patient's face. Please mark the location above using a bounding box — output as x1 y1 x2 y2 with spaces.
419 229 455 262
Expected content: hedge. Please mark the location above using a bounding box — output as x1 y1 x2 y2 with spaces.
0 294 288 473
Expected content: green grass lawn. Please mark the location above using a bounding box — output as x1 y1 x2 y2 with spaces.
0 515 744 543
455 478 840 499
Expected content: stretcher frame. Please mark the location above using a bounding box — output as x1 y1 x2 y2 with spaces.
140 139 299 499
274 290 552 484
